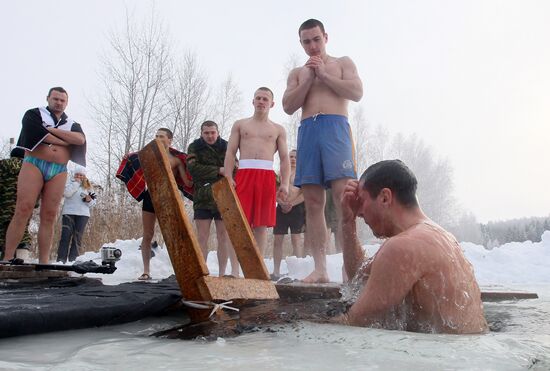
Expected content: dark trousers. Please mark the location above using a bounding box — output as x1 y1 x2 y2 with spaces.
57 215 89 263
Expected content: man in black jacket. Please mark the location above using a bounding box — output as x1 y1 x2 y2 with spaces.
187 121 239 277
4 87 86 263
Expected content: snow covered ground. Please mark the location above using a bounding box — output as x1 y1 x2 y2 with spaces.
77 231 550 287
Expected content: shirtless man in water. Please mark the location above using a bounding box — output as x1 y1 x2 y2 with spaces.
225 87 290 255
4 87 86 264
283 19 363 283
337 160 488 334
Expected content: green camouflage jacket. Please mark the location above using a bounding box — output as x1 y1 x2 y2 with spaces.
186 137 229 211
0 157 22 210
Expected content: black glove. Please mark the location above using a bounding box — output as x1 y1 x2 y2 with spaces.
82 192 97 202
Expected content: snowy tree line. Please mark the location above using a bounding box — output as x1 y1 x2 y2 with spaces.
480 217 550 247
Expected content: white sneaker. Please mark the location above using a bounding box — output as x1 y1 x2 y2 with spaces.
15 248 29 261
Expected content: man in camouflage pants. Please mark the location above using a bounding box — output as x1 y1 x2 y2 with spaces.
0 148 32 260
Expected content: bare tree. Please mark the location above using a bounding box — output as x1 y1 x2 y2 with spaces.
366 124 390 165
90 96 116 189
350 105 369 173
282 54 302 149
210 73 242 139
91 9 172 188
384 133 457 227
0 137 15 158
450 211 483 244
353 128 459 238
133 18 172 149
165 51 210 151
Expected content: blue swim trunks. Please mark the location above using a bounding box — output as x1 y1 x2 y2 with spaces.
295 114 356 188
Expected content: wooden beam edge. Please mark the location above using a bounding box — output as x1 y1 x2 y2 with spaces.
198 276 279 301
275 282 539 302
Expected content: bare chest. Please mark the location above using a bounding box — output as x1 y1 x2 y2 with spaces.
314 62 343 85
240 125 278 143
167 154 181 172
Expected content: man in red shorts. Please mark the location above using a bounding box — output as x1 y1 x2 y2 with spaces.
224 87 290 255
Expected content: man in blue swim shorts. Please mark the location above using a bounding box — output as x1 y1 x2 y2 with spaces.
283 19 363 283
3 87 86 263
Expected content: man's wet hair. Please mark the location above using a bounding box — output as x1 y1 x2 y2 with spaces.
48 87 68 97
256 86 274 100
299 19 325 36
157 127 173 139
360 160 419 207
201 120 219 131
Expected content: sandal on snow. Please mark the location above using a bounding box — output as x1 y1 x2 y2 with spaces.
276 276 299 284
137 273 152 281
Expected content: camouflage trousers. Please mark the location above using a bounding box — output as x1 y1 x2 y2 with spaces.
0 201 32 254
0 157 32 256
0 183 32 256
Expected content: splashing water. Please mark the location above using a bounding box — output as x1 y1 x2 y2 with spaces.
338 253 409 331
339 254 373 304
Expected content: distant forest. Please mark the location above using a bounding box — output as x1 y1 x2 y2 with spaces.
480 216 550 247
451 215 550 247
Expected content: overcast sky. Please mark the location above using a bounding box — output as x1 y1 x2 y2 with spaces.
1 0 549 223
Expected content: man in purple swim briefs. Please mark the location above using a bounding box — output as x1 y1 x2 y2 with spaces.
283 19 363 283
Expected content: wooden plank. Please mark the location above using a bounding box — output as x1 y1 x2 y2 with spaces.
481 291 538 301
0 272 68 279
139 140 211 307
0 271 67 279
212 177 270 280
0 265 68 279
0 265 35 272
275 282 539 302
198 276 279 301
276 282 341 300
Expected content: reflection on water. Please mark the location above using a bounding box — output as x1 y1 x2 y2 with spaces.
0 285 549 371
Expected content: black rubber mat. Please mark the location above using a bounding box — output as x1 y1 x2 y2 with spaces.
0 275 183 338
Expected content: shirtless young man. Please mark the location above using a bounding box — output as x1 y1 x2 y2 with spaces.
4 87 86 264
336 160 488 334
139 128 192 280
272 149 305 279
224 87 290 256
283 19 363 283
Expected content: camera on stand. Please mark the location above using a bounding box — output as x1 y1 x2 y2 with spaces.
101 245 122 266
